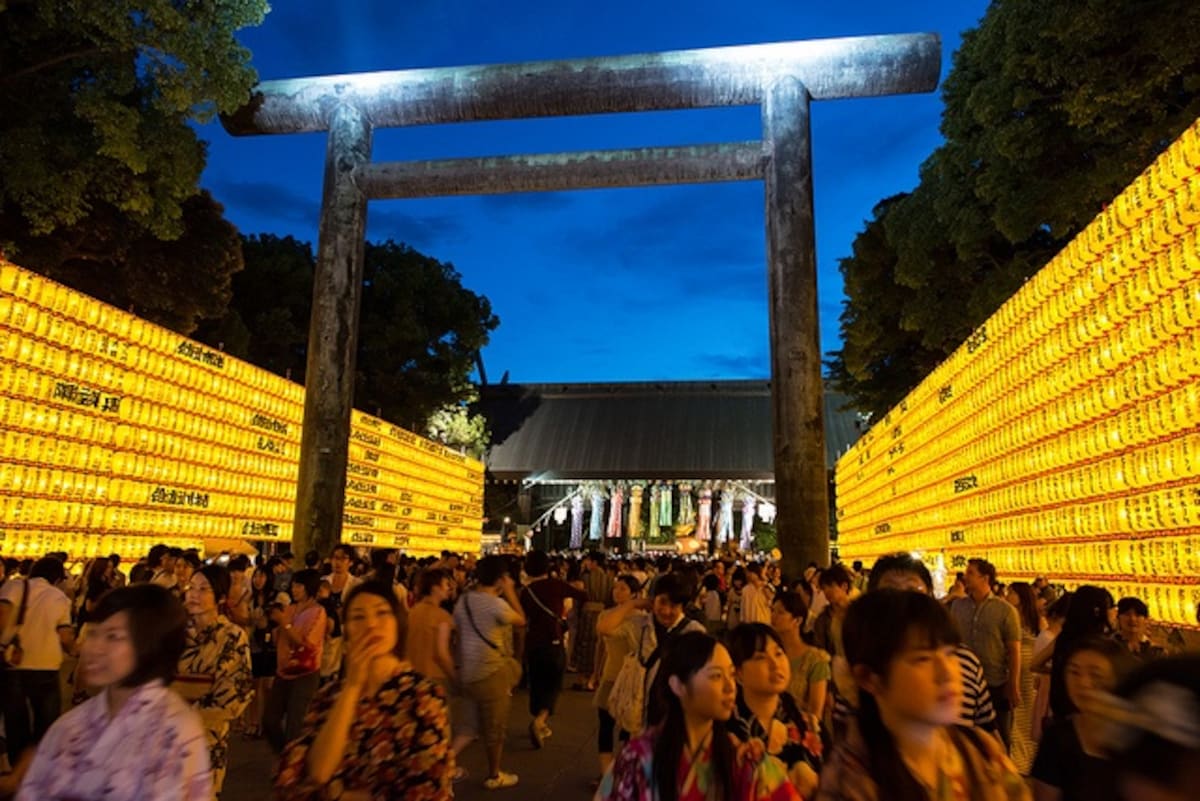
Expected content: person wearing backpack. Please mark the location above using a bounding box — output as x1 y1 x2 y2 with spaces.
597 572 705 739
519 550 586 750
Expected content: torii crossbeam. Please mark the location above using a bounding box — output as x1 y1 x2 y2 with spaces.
222 33 941 576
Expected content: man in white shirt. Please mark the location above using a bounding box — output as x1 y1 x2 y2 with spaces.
0 557 76 763
739 562 772 624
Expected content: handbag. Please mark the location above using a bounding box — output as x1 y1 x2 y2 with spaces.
280 643 319 678
607 625 648 735
278 610 320 678
607 617 695 734
1 580 30 668
464 595 522 689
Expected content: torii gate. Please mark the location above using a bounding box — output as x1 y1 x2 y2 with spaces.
222 33 941 577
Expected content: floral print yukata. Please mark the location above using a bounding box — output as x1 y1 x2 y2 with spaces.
177 614 254 794
17 680 212 801
275 666 453 801
816 722 1030 801
728 692 824 790
596 725 801 801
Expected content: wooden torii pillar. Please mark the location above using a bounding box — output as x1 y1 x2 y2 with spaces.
222 34 941 576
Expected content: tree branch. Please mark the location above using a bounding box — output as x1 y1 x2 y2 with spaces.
1 47 105 85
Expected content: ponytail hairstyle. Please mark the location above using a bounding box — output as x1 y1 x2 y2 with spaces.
615 574 642 597
651 632 736 801
842 590 961 801
726 623 804 724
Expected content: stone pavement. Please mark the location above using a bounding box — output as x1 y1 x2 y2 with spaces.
223 683 602 800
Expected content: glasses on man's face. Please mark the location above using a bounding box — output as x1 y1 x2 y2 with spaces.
333 554 350 561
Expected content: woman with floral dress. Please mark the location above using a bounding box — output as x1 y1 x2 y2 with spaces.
727 623 824 799
275 581 453 801
597 631 800 801
177 563 254 797
18 584 212 801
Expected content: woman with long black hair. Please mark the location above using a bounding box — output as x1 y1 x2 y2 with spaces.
727 623 824 798
597 630 799 801
816 590 1028 801
1005 582 1043 774
1047 586 1115 721
244 565 289 738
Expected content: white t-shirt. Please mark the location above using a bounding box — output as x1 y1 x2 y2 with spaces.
805 589 829 633
0 578 72 670
740 583 772 625
1033 629 1058 663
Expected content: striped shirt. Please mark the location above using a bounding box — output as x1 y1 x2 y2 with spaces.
957 644 997 728
830 644 996 731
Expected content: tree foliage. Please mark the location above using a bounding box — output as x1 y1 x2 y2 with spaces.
0 0 267 333
828 0 1200 420
426 388 491 460
195 235 500 433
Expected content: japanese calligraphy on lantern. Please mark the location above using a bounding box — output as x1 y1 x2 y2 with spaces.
0 262 483 560
835 119 1200 627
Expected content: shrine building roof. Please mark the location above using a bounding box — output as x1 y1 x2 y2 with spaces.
479 380 864 482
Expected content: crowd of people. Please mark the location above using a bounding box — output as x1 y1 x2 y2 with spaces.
0 544 1195 800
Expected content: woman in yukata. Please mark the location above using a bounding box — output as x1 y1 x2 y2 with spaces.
177 563 255 796
597 631 800 801
816 590 1027 801
18 584 213 801
275 581 453 800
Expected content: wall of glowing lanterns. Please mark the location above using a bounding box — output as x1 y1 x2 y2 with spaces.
835 119 1200 627
0 262 484 560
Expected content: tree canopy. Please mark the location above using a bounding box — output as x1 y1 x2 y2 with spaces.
0 0 267 333
827 0 1200 421
195 235 500 434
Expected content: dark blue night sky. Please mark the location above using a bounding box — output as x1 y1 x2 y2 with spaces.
198 0 991 383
